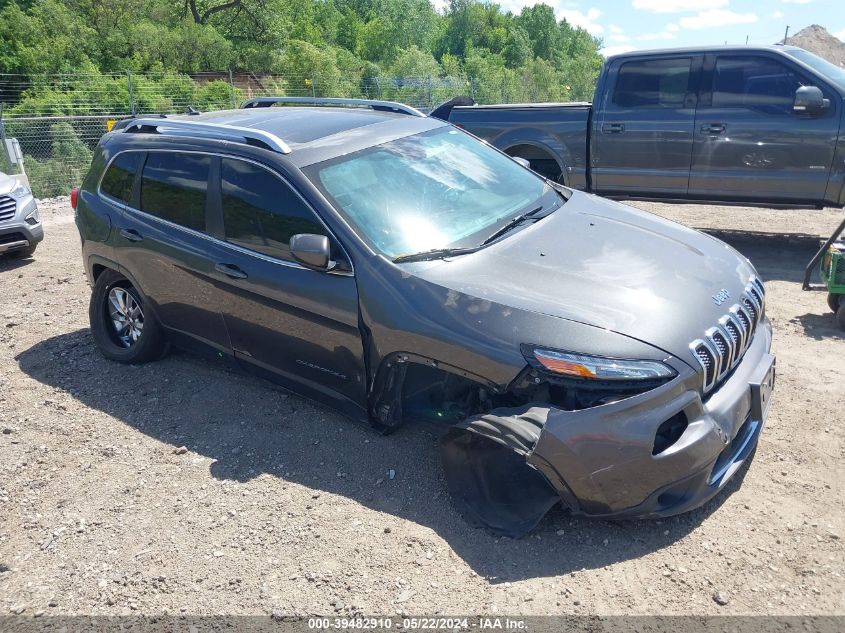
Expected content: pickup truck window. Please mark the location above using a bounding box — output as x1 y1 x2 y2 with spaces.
712 56 807 115
613 57 692 109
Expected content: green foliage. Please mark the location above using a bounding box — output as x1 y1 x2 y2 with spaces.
1 0 605 114
22 123 93 197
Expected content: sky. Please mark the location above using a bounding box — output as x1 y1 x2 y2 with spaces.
433 0 845 58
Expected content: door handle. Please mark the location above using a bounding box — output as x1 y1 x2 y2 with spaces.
215 263 248 280
602 123 625 134
119 228 143 242
700 123 726 135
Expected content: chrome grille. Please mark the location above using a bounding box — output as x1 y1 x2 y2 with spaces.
0 196 16 222
690 276 765 394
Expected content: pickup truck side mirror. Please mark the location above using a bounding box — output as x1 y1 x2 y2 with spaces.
290 234 336 272
794 86 829 114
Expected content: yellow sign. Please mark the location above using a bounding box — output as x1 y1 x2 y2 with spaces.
106 119 117 132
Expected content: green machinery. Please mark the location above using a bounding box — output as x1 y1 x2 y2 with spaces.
804 216 845 330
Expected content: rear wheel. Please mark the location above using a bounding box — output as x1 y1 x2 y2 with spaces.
828 293 842 313
89 270 168 363
837 304 845 331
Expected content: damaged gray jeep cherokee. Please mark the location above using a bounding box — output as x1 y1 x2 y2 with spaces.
75 98 775 537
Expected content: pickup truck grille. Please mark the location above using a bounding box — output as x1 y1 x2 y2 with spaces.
690 276 765 394
0 195 16 222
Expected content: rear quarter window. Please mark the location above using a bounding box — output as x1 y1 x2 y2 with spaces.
140 152 210 232
100 152 142 203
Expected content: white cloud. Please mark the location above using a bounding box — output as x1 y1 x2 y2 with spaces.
609 33 632 42
680 9 759 29
557 8 604 35
632 0 728 14
781 0 813 4
609 24 624 34
639 31 678 41
666 23 679 32
600 45 636 58
772 10 785 18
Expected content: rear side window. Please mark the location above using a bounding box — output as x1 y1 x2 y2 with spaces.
221 158 323 261
712 56 806 114
100 152 142 203
140 152 210 232
612 57 692 108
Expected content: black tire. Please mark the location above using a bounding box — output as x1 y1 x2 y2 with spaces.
89 269 168 363
837 304 845 331
828 293 842 313
10 245 37 258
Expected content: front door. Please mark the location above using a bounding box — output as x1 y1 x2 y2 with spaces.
208 156 367 412
688 53 839 204
591 55 700 196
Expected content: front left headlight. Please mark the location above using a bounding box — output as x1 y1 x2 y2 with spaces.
523 346 676 381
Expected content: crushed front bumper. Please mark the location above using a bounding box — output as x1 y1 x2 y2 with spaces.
528 318 774 519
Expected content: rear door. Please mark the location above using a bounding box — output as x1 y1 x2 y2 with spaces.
114 150 231 355
208 156 367 410
688 53 839 203
591 55 701 196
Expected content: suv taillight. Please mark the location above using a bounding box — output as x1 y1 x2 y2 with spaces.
70 188 79 210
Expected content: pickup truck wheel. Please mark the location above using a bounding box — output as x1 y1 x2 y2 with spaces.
827 293 841 312
89 270 168 363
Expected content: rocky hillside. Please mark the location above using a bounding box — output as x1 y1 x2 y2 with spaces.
785 24 845 67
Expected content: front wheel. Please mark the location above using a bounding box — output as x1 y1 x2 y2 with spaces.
89 270 168 363
837 304 845 331
828 293 842 313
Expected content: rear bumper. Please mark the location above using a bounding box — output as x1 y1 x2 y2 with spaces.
529 318 774 518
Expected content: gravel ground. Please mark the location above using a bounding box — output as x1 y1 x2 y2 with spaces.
0 197 843 617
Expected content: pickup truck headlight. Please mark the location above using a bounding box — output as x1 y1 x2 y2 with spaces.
524 346 676 381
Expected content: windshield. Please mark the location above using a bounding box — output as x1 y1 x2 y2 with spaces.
307 127 555 259
786 49 845 91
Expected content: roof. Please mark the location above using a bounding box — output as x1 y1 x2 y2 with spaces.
180 107 417 148
606 44 805 61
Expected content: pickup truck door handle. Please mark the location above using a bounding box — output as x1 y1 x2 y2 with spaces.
700 123 726 135
119 228 143 242
215 263 248 280
602 123 625 134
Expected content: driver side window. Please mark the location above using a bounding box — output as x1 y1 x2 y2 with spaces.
712 55 808 115
220 158 325 262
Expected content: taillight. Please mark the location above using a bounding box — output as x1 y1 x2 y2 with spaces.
70 188 79 210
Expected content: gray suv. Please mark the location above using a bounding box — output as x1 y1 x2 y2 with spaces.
0 172 42 257
74 98 776 537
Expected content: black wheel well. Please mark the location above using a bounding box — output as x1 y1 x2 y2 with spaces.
505 144 564 183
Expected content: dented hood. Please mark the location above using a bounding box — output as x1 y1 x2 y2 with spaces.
412 190 757 361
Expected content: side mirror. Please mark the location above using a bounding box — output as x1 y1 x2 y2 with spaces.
794 86 829 114
512 156 531 169
290 234 335 271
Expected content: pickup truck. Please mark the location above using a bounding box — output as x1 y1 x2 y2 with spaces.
442 45 845 208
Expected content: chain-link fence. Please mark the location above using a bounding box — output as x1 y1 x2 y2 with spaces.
0 71 523 197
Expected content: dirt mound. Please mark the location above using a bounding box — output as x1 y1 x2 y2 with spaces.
785 24 845 67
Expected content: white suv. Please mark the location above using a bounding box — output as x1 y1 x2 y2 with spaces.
0 172 42 257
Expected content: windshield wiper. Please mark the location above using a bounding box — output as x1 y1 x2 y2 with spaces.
392 246 480 264
480 205 547 246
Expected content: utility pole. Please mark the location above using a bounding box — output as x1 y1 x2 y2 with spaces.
783 26 790 44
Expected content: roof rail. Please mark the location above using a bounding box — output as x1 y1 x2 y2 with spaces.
122 117 292 154
241 96 425 117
